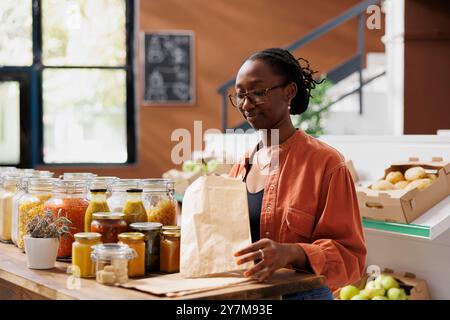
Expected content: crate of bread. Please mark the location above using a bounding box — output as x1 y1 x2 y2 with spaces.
356 157 450 223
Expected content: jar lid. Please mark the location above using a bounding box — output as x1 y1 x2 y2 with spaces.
118 232 145 241
61 172 97 180
126 188 143 193
91 243 136 261
162 230 181 237
75 232 102 240
130 222 162 231
92 212 125 220
141 179 175 192
162 226 180 231
90 188 107 193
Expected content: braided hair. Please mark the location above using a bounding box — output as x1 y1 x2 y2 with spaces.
247 48 323 115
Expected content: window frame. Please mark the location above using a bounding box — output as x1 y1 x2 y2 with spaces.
0 0 137 167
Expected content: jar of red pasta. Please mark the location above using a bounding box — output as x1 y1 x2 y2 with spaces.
43 180 89 260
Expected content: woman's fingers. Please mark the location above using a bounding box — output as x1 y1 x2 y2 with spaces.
236 249 263 265
243 260 266 278
256 267 273 282
234 240 265 257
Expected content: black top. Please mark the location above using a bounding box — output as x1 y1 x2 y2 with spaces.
247 188 264 242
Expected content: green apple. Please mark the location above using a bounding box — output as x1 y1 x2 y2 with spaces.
375 274 400 290
351 293 370 300
363 280 386 298
182 160 196 172
372 295 388 300
387 287 407 300
339 285 360 300
206 159 219 173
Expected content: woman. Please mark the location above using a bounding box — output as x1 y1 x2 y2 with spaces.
229 48 366 300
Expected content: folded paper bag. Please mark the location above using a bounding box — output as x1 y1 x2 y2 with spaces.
180 175 253 278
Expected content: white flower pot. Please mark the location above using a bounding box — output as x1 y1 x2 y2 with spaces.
24 235 59 269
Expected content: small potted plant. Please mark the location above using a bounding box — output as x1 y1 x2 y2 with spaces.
24 209 72 269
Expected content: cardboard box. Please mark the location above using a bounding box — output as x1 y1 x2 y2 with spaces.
333 268 431 300
345 159 359 183
356 157 450 224
381 268 431 300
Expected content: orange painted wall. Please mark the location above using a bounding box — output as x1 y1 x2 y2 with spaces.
39 0 384 178
404 0 450 134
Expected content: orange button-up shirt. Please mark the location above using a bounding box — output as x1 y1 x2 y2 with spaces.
229 130 366 290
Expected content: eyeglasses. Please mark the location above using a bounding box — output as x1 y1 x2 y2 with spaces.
228 83 288 108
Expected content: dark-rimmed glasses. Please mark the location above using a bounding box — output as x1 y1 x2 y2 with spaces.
228 83 288 108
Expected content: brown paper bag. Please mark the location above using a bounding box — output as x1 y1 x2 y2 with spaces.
180 175 253 278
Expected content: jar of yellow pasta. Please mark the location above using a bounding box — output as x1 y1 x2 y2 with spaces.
17 178 55 250
72 232 102 278
0 174 20 242
142 179 177 226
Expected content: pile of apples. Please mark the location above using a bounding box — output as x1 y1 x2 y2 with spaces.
182 159 219 174
339 274 409 300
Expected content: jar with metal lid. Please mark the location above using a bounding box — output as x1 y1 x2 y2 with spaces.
0 174 20 242
84 189 110 232
107 179 141 213
130 222 162 272
160 226 181 273
91 243 137 286
142 179 177 226
43 180 89 259
17 178 55 250
91 212 127 243
72 232 102 278
122 188 147 226
118 232 146 277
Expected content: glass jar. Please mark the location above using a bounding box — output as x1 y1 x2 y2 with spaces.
17 178 55 250
160 226 181 273
89 177 119 199
84 189 110 232
118 232 146 277
91 243 137 286
11 171 54 246
91 212 127 243
107 179 141 213
122 188 147 226
142 179 177 226
0 174 19 242
61 172 97 180
129 222 162 272
43 180 89 259
72 232 102 278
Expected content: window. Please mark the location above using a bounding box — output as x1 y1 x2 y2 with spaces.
0 0 136 166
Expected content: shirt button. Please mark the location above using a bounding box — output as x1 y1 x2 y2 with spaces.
269 184 275 191
266 206 271 212
266 232 270 237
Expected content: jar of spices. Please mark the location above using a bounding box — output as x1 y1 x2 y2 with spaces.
142 179 177 226
91 212 127 243
84 189 110 232
72 232 102 278
122 188 147 226
17 178 55 250
91 243 136 286
129 222 162 272
160 226 181 273
118 232 146 277
43 180 89 259
107 179 141 213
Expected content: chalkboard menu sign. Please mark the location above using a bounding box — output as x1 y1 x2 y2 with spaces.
142 31 195 105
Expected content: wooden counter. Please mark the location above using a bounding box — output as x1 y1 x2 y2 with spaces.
0 242 325 300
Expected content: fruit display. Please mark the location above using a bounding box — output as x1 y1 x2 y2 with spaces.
370 166 436 191
339 274 409 300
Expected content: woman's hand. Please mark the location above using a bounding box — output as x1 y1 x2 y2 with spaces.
234 238 307 282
